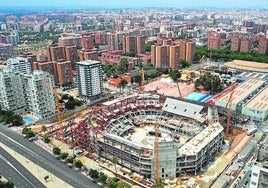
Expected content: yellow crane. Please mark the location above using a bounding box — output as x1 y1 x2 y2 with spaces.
200 55 205 69
43 82 64 142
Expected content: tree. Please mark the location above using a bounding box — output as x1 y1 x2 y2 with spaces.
111 157 118 177
60 152 69 160
89 168 99 179
117 181 131 188
145 41 155 52
132 74 142 85
22 127 36 138
120 79 128 88
195 73 223 94
169 69 182 98
98 172 107 183
137 62 143 69
41 125 47 132
118 58 129 74
74 160 83 169
43 134 50 143
11 114 23 126
125 51 136 57
66 156 74 164
190 72 196 78
53 147 61 156
107 178 119 188
180 59 190 69
155 178 165 188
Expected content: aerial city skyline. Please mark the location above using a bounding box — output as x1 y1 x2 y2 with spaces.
2 0 268 8
0 0 268 188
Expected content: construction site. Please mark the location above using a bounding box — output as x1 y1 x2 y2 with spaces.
33 64 264 187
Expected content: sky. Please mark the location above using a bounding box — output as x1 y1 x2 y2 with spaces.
1 0 268 8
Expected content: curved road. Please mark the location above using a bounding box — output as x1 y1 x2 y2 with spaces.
0 147 45 188
0 125 99 188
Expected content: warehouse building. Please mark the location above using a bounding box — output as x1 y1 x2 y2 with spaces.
215 79 265 113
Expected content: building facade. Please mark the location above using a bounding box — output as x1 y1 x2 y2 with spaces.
75 60 103 100
23 70 56 119
0 69 56 119
258 36 268 55
6 57 31 74
0 43 13 60
0 68 26 113
207 32 221 49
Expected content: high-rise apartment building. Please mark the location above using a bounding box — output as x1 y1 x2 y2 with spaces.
179 40 186 61
107 32 119 51
0 69 56 119
6 57 31 74
34 61 58 84
46 45 65 61
186 42 195 63
79 50 99 61
169 46 180 69
258 36 268 55
231 36 241 52
251 162 268 188
155 45 169 68
33 60 73 86
240 38 251 52
65 45 78 63
125 36 137 53
56 61 73 86
137 36 146 54
151 45 156 67
58 35 81 48
75 60 103 100
0 43 13 60
207 32 221 49
23 70 56 119
81 34 94 50
94 32 106 45
0 68 27 113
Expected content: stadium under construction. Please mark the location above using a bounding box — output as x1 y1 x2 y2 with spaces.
49 93 226 180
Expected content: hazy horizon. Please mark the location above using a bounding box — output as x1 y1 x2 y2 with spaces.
2 0 268 9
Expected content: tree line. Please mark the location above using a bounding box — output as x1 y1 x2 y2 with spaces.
0 108 23 126
195 46 268 63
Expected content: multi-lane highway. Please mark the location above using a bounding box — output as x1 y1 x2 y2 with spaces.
0 147 45 188
0 124 99 188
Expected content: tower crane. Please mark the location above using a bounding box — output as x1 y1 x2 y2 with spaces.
225 85 236 136
140 68 160 183
43 81 64 142
200 55 205 69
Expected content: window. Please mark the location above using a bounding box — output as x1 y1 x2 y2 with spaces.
251 181 256 185
253 172 258 177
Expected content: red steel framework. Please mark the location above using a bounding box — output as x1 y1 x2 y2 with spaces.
49 94 166 154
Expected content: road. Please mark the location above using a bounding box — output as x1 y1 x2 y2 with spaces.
0 147 45 188
0 125 99 188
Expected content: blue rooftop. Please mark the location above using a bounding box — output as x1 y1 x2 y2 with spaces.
185 92 212 102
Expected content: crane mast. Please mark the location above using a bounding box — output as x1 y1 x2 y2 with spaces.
226 85 235 136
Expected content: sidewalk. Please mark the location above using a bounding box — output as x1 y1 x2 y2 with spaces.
0 142 73 188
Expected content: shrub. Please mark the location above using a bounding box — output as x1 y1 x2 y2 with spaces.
52 147 61 155
74 160 83 169
60 152 69 160
43 134 50 143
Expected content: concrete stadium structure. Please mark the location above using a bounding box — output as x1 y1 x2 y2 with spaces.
72 94 224 180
